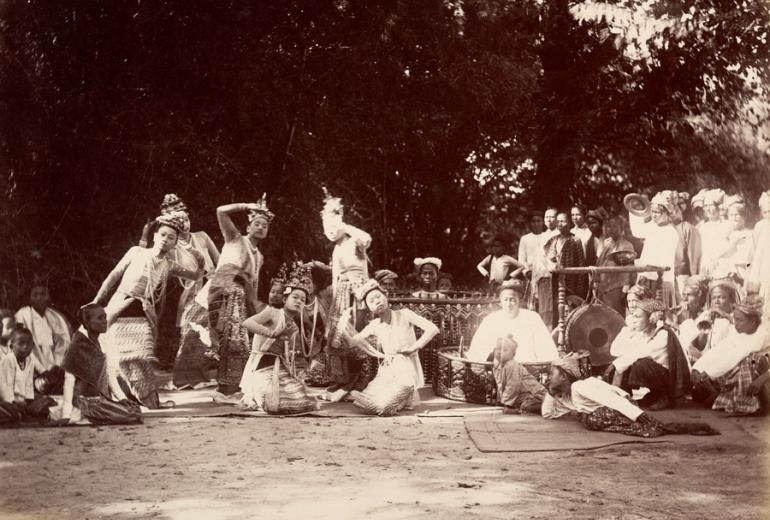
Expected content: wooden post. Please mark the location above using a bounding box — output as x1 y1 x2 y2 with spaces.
557 273 567 355
656 270 664 305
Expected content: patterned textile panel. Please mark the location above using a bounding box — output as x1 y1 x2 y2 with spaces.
389 297 498 383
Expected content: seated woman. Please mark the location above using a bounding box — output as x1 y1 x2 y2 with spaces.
347 279 439 415
239 265 318 414
691 295 770 414
59 304 142 425
411 258 448 299
607 298 690 410
544 353 716 437
465 280 559 364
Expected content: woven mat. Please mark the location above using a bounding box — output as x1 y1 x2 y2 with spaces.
143 385 501 419
464 408 763 453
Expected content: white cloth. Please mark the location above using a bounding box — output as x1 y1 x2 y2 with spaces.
610 326 669 373
0 352 39 402
628 215 678 285
541 377 643 421
478 255 518 284
571 225 593 255
466 308 559 363
518 233 542 270
14 306 71 370
693 326 770 379
697 220 731 275
748 223 770 320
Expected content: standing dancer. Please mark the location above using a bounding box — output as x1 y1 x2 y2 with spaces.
208 195 273 402
93 212 202 408
320 187 374 402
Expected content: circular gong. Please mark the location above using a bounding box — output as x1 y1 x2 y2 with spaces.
565 303 625 366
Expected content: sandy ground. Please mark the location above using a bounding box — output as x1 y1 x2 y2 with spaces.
0 410 768 520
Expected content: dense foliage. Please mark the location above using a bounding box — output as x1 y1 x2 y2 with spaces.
1 0 768 312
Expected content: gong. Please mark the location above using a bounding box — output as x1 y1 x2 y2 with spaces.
564 302 625 366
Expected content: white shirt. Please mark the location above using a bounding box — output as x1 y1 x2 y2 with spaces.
0 352 39 403
610 326 670 372
542 377 643 421
629 215 678 284
518 233 543 270
466 308 559 363
698 220 731 275
15 306 71 370
571 225 593 254
693 326 770 379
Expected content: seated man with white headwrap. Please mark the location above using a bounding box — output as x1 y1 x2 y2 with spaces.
412 257 448 299
691 295 770 415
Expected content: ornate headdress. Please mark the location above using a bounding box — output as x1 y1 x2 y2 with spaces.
414 257 442 272
155 210 189 234
248 193 275 223
283 261 313 296
636 298 665 314
320 186 343 218
270 263 290 288
734 294 764 318
354 278 384 302
160 193 188 215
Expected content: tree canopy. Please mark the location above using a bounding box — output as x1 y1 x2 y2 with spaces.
1 0 768 310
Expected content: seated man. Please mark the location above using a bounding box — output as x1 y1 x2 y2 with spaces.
691 295 770 415
0 327 55 425
466 279 559 364
14 284 72 394
59 304 142 425
543 353 716 437
606 298 690 409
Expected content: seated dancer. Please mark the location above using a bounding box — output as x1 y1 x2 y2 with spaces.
15 284 72 394
607 298 690 409
543 353 716 438
0 327 55 426
476 235 524 287
321 188 375 400
208 195 273 402
347 279 439 415
412 257 449 299
466 280 559 364
373 269 399 294
239 265 318 414
93 211 202 409
59 304 141 425
691 295 770 415
687 279 737 364
0 309 15 357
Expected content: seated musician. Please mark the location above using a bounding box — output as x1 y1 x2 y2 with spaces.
466 280 559 364
606 298 690 410
691 295 770 415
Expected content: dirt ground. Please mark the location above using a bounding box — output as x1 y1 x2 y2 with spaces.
0 412 768 520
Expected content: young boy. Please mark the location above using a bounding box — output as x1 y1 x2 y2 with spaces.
0 327 55 425
477 235 525 286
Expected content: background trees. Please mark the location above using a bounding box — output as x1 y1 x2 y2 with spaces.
1 0 768 311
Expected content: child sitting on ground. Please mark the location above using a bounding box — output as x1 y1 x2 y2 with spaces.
0 326 55 425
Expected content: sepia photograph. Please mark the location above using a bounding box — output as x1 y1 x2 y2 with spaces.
0 1 768 519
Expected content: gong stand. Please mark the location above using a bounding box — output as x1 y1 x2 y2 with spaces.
552 265 669 355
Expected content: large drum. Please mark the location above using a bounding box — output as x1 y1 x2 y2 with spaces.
433 347 555 405
564 301 625 366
